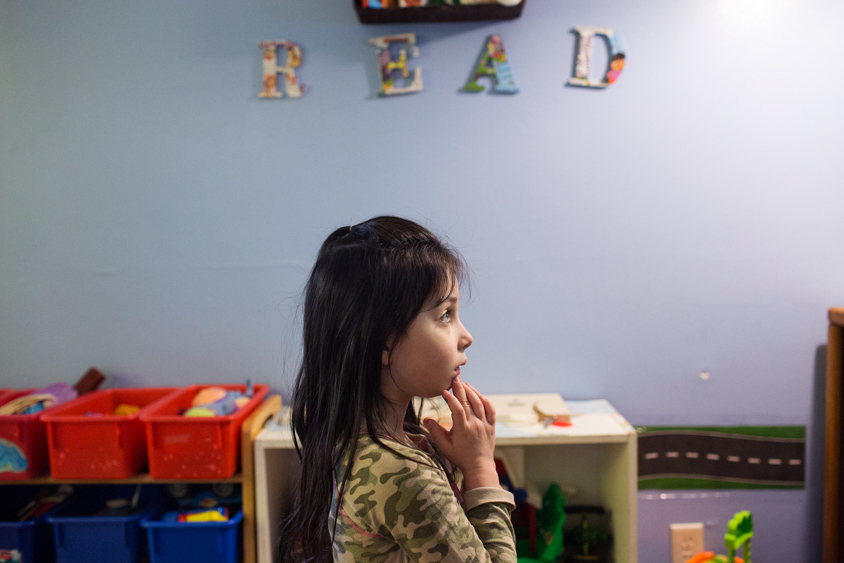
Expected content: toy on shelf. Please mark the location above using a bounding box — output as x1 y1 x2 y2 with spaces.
491 394 571 426
167 483 242 509
564 505 612 562
514 483 566 562
685 511 753 563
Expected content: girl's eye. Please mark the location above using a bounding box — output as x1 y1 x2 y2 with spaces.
439 310 451 322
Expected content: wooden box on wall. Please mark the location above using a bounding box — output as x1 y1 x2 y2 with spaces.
824 307 844 563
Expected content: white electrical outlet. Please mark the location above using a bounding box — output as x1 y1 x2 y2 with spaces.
670 522 704 563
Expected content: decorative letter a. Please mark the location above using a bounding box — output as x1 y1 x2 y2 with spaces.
464 35 519 95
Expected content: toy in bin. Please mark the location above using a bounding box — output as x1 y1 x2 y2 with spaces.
0 383 77 416
46 484 165 563
1 386 78 481
1 368 105 480
183 381 253 417
140 382 268 480
161 483 242 523
162 507 230 523
1 486 73 563
41 386 177 479
140 504 243 563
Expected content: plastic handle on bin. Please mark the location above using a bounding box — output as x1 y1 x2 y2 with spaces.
47 424 57 450
218 529 225 554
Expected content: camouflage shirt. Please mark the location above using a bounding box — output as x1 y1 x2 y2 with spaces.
329 433 517 563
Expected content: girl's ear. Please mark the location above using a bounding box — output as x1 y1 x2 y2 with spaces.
382 348 390 366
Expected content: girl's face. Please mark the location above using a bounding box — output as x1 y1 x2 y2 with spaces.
381 282 473 403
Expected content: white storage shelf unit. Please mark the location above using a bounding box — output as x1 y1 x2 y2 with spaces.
253 400 637 563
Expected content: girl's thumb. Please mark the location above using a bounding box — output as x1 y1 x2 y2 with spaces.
424 418 447 445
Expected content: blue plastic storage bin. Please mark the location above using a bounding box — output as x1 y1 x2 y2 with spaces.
141 506 242 563
0 486 68 563
46 485 163 563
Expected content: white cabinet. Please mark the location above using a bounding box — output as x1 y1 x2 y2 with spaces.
253 399 637 563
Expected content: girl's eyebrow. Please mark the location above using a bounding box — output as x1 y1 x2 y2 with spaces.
425 295 458 311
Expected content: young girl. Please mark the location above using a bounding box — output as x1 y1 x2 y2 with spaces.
279 216 516 563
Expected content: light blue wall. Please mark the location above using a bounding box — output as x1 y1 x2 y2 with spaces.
1 0 841 559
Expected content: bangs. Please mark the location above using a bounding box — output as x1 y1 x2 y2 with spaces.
420 245 468 312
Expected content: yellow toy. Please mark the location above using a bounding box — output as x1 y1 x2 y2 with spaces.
386 50 409 78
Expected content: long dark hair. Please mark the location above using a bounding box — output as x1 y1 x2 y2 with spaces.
277 216 466 563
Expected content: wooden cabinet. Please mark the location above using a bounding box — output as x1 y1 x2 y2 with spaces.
824 308 844 563
253 399 638 563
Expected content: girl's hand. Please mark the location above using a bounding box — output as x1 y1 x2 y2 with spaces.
423 376 500 491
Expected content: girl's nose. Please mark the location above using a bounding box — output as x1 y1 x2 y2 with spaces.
459 324 473 351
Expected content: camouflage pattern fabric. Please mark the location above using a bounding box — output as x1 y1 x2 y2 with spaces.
330 434 517 562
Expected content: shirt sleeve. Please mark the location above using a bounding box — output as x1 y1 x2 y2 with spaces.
358 453 518 563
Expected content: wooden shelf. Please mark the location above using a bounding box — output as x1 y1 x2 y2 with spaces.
253 399 637 563
354 0 525 24
0 395 283 563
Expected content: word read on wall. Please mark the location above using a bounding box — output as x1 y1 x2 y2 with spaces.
258 26 626 99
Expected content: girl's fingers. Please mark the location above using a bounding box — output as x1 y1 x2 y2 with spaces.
451 376 473 417
423 418 452 453
441 388 466 426
463 383 485 422
466 382 495 425
481 395 495 425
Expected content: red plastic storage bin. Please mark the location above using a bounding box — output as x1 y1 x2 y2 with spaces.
1 389 52 480
140 384 268 480
41 387 178 479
